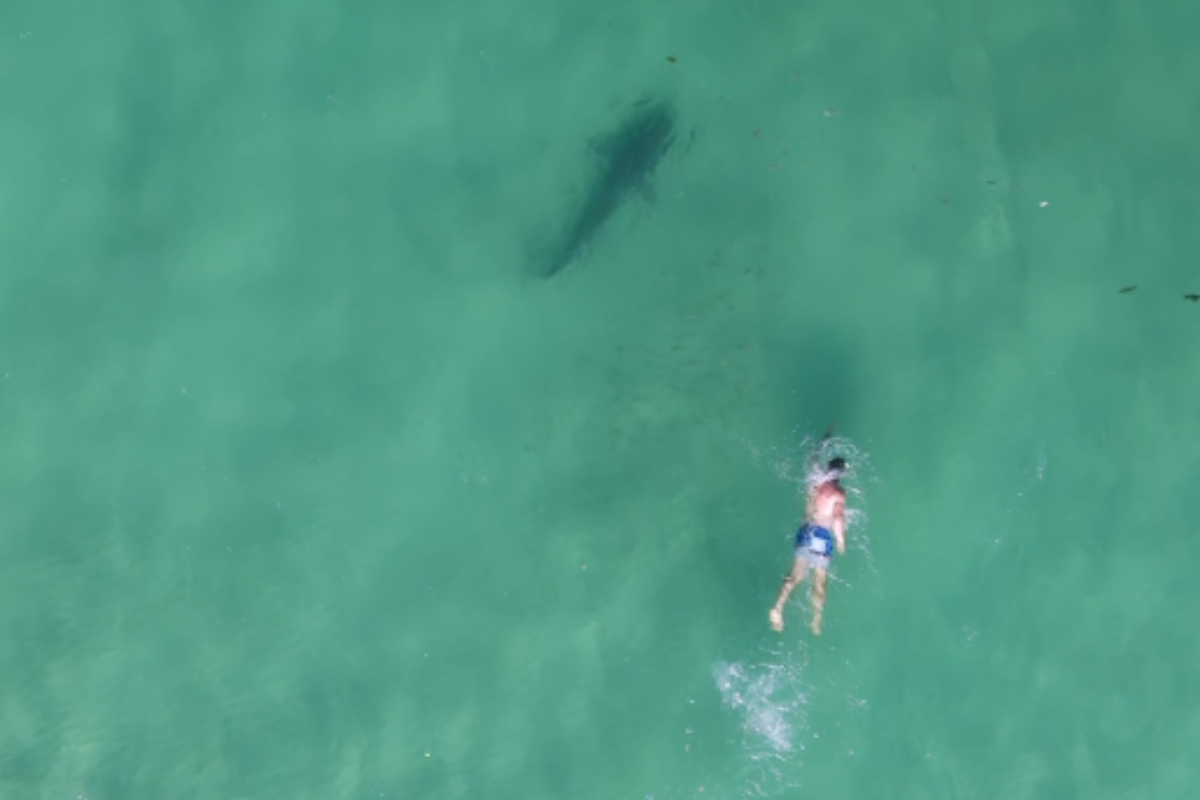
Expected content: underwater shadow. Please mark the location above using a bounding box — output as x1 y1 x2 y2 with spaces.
539 97 678 279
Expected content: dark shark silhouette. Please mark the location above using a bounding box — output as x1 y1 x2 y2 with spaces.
542 98 677 279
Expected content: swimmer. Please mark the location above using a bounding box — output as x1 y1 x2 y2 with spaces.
769 457 848 635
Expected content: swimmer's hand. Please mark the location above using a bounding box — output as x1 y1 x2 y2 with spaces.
769 608 784 632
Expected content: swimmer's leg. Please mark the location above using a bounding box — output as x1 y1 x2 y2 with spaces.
770 557 809 632
810 567 828 635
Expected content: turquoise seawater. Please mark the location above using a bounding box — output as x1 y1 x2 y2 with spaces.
2 0 1199 797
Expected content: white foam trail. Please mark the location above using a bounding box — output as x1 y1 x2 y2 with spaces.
711 647 809 797
714 661 801 752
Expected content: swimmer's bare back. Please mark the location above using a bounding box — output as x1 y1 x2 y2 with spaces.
806 480 845 533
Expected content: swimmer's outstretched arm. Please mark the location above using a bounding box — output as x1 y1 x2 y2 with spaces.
832 497 846 554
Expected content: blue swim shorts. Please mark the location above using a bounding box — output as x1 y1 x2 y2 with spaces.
795 522 834 570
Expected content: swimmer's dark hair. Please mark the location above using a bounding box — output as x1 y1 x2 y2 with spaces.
827 457 848 476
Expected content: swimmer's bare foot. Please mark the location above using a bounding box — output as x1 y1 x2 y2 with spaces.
811 616 822 636
769 608 784 632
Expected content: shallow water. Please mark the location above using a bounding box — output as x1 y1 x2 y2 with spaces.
2 0 1199 797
